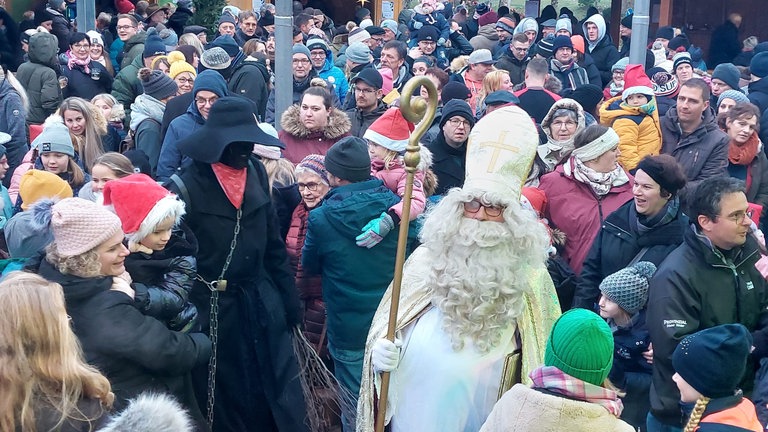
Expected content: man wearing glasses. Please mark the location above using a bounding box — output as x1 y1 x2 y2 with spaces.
344 68 386 138
307 37 348 107
646 176 768 431
496 33 531 85
115 14 143 69
425 99 475 196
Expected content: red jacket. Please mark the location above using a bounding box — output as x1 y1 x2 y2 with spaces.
539 164 633 274
285 202 326 352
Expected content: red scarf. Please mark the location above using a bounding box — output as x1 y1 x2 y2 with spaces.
728 132 760 165
211 163 247 209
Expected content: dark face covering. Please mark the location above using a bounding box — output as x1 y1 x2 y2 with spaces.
220 141 253 169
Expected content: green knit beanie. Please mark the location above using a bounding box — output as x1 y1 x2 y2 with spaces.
544 309 614 386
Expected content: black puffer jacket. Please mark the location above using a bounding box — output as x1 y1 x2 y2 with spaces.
228 54 270 121
574 199 688 309
126 223 199 333
646 227 768 426
32 257 212 412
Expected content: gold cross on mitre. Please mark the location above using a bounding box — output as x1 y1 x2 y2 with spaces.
464 106 539 200
358 0 368 7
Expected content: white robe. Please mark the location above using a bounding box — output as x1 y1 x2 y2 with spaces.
387 307 518 432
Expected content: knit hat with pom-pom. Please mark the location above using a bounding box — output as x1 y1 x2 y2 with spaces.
32 197 122 257
102 173 185 243
168 51 196 79
138 68 178 101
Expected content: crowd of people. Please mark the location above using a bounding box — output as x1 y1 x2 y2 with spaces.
1 0 768 431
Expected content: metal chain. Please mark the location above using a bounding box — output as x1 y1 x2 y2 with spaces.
200 208 242 428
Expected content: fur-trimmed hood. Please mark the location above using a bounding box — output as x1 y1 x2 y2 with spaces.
98 393 193 432
280 104 351 140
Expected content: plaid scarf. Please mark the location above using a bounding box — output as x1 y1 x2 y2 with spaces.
530 366 624 417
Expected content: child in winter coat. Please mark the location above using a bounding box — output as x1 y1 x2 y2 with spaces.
599 64 662 172
103 173 198 333
409 0 449 47
673 324 762 432
357 107 429 248
598 261 656 431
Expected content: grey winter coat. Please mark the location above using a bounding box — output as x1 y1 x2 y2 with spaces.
16 32 62 124
0 79 27 184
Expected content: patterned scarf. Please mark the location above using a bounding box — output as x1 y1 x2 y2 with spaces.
211 163 247 210
66 52 91 74
530 366 624 417
564 156 629 196
728 131 760 165
608 81 623 97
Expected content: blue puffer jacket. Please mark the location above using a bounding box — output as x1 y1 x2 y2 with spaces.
316 49 349 106
156 101 205 182
301 179 418 350
608 310 652 430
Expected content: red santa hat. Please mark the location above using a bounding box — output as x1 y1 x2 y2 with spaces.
363 107 415 152
102 173 185 243
622 64 655 102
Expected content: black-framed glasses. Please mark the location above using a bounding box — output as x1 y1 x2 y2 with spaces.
447 118 471 128
354 87 376 94
463 199 505 217
298 182 321 191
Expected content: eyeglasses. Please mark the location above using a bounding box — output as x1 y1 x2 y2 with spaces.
298 182 321 191
310 51 326 57
551 120 577 129
177 77 195 84
512 46 529 52
447 118 471 128
463 199 505 217
354 87 376 95
195 96 219 106
371 37 384 44
723 209 754 224
419 41 437 47
613 70 625 76
116 25 136 31
72 43 90 50
292 59 311 64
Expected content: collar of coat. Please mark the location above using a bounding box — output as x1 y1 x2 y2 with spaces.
279 104 351 140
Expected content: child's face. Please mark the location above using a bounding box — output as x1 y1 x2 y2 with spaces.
626 93 648 107
41 152 69 174
421 0 436 13
368 141 390 161
672 372 703 403
598 294 624 320
139 215 175 251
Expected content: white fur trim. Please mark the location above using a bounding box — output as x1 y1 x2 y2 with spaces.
363 128 408 152
128 195 185 243
99 393 193 432
622 85 654 101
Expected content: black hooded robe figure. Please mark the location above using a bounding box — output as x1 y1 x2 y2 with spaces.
168 96 309 432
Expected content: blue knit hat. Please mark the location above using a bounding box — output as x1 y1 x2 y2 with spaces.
717 89 750 109
143 34 166 59
751 52 768 79
192 69 228 98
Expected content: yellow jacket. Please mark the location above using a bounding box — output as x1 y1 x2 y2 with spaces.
599 95 662 171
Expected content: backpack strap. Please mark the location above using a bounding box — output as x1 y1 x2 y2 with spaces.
168 174 191 211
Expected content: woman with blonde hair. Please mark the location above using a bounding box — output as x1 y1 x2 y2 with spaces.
91 93 126 138
0 271 113 432
476 69 512 117
57 97 119 170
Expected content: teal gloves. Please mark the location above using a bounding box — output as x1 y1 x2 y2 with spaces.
356 212 396 248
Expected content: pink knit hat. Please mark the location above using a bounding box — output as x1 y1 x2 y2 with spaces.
33 197 123 257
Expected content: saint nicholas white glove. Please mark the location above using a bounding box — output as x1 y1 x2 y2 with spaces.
372 338 402 373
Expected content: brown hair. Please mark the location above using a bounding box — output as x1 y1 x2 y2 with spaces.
302 78 333 108
92 152 135 178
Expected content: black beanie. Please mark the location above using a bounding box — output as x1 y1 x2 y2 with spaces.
656 26 674 41
672 324 752 399
440 99 476 129
325 137 371 182
635 155 686 196
620 14 633 29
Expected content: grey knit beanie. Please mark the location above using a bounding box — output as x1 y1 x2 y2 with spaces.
599 261 656 315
